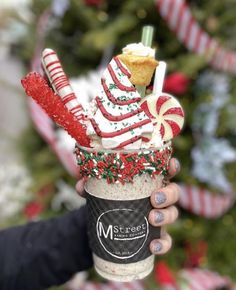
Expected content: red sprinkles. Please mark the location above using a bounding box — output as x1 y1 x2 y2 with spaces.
75 145 172 184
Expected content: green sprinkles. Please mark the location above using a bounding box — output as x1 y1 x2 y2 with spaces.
75 145 172 184
109 84 117 90
117 96 127 101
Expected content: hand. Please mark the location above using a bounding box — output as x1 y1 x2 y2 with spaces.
76 158 181 256
149 158 180 255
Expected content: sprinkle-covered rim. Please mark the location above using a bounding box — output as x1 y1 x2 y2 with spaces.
75 145 173 184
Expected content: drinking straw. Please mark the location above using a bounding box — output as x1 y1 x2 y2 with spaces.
136 25 154 98
153 61 167 95
141 25 154 47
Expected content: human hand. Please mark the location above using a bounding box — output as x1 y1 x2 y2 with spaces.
76 158 180 256
149 158 180 255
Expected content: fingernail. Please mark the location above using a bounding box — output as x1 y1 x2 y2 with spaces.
175 159 180 173
155 211 164 223
155 192 167 205
154 242 162 253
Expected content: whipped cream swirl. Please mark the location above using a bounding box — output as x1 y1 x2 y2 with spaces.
122 42 155 58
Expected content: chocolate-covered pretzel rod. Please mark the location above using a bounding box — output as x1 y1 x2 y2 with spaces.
42 48 84 120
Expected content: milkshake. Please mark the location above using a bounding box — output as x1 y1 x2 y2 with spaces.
22 26 184 283
73 32 184 281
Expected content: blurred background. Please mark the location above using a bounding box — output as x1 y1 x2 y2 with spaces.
1 0 236 289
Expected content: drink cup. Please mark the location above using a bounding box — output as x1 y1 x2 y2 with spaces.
75 144 172 282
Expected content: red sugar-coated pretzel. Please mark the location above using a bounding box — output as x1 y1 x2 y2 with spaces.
21 72 90 147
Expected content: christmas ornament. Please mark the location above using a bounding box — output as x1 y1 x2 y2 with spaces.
191 137 236 193
84 0 104 6
184 241 208 268
163 72 190 95
193 71 230 136
23 201 44 220
156 0 236 74
155 261 179 289
191 71 235 192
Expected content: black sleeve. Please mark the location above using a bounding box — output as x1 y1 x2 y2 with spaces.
0 205 93 290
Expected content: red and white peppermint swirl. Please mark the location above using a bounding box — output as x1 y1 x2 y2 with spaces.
89 57 153 149
140 93 184 141
42 48 84 120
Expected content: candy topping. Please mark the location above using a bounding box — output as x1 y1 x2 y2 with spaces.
42 48 85 121
89 57 153 149
140 93 184 141
21 72 90 147
75 145 172 184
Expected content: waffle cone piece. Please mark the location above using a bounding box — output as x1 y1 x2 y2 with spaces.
117 54 158 86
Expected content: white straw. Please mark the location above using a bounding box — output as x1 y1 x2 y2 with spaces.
153 61 167 94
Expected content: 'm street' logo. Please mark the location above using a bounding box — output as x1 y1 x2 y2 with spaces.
96 208 149 259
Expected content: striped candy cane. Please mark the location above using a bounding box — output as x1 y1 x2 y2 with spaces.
77 280 145 290
41 48 85 120
179 184 235 218
180 268 232 290
155 0 236 74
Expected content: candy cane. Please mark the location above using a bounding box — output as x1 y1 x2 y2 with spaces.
179 184 235 218
78 281 145 290
27 9 81 177
180 268 232 290
155 0 236 74
41 48 85 120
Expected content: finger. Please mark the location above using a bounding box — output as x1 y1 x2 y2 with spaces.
150 182 180 209
75 179 87 198
149 230 172 255
168 158 180 178
148 205 179 226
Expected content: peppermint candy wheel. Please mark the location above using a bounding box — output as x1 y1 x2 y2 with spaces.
140 93 184 141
